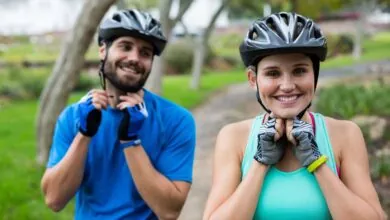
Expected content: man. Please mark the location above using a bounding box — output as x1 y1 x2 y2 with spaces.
41 9 196 220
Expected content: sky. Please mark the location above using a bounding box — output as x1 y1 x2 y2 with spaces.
0 0 229 36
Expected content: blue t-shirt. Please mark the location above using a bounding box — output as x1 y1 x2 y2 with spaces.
47 89 196 219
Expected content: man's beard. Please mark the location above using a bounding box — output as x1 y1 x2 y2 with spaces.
103 60 150 93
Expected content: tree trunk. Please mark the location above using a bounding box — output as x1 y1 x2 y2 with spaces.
35 0 117 165
190 0 229 90
146 0 194 94
354 0 372 60
190 37 206 89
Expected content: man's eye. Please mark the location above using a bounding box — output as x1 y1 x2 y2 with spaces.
141 50 152 58
120 44 131 51
266 70 280 77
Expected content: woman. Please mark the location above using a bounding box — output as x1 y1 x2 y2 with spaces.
203 12 386 220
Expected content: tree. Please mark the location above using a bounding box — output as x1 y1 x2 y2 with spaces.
145 0 194 94
35 0 117 165
190 0 231 89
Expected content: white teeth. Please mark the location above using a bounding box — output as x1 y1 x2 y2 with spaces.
277 95 298 102
120 67 136 74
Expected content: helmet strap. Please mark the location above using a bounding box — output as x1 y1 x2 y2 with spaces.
98 41 113 90
255 81 271 114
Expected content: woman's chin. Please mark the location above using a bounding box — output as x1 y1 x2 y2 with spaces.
270 109 302 119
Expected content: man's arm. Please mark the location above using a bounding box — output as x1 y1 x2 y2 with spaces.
117 91 195 219
41 133 90 212
41 91 106 212
123 146 191 220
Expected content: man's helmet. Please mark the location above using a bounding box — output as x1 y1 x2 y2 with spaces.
98 9 167 56
239 12 327 67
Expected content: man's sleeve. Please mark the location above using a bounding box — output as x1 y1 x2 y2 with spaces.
46 106 77 168
155 111 196 183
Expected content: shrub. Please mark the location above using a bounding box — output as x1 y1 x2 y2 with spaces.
164 37 215 75
326 34 354 58
0 67 100 100
315 81 390 119
0 80 28 100
74 74 100 91
164 39 195 74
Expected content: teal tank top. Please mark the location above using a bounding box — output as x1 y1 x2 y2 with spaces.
241 113 337 220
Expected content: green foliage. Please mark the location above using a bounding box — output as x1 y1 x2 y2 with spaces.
164 39 195 74
164 38 214 74
371 156 390 180
315 82 390 119
326 34 354 58
0 67 99 100
210 32 243 68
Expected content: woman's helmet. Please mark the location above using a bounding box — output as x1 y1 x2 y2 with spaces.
239 12 327 118
239 12 327 67
98 9 167 56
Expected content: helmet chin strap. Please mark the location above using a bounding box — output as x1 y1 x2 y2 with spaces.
98 41 113 90
255 81 308 119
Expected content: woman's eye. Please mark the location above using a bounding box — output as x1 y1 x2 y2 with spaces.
294 68 307 75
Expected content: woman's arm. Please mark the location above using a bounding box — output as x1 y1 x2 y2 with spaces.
314 121 386 220
203 123 269 220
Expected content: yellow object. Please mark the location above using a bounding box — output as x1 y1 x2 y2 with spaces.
307 155 328 173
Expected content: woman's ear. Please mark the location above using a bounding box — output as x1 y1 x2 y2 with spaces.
247 66 257 90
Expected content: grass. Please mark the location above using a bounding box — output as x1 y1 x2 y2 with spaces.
0 69 245 219
0 100 75 219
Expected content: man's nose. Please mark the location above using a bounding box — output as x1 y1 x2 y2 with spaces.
126 50 140 62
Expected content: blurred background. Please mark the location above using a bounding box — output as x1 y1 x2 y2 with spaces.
0 0 389 219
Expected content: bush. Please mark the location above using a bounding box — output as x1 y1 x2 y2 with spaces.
0 80 28 100
0 67 100 100
315 81 390 119
326 34 355 58
164 39 195 74
74 74 100 91
164 38 215 75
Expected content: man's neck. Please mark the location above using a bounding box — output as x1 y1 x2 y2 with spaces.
105 82 126 108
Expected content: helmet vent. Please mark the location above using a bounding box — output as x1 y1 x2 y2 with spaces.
112 14 122 22
250 30 258 40
293 17 305 40
280 13 289 26
313 27 322 39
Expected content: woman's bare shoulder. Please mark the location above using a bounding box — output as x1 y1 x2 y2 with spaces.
216 119 255 158
324 116 365 155
324 116 362 136
218 119 254 142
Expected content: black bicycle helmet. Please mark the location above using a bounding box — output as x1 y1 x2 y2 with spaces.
98 9 167 56
239 12 327 67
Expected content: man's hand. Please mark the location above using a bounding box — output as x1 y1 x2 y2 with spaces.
286 118 322 167
77 90 108 137
117 91 148 145
253 117 285 165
